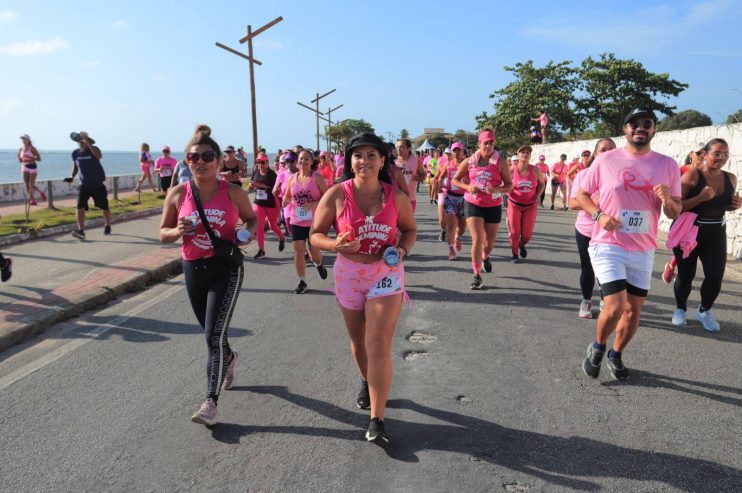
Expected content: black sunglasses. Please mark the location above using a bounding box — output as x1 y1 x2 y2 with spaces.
186 151 217 163
628 119 654 130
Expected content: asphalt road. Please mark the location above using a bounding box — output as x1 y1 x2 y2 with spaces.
1 195 741 492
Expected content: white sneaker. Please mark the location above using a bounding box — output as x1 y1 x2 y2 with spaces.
191 398 217 426
695 307 720 332
671 308 687 326
578 299 592 318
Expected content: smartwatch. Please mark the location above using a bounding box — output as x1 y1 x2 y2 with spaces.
591 209 603 221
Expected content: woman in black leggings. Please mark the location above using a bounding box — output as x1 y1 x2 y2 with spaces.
159 124 257 426
671 138 741 332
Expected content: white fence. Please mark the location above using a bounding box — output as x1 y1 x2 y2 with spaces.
0 174 143 204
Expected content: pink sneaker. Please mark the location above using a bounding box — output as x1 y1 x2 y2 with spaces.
662 262 675 284
448 251 456 261
454 236 462 252
222 351 239 390
29 198 37 206
191 398 217 426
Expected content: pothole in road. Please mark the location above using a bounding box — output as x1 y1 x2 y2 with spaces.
456 395 474 404
402 350 429 362
406 331 437 344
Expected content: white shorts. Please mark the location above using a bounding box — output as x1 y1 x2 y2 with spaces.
588 243 655 291
437 192 446 206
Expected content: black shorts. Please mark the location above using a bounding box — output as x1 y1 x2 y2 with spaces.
291 224 311 241
77 184 109 211
160 176 173 192
464 201 502 224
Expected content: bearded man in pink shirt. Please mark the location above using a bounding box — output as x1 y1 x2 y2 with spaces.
576 109 682 380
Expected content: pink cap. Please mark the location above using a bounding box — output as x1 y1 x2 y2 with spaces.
319 150 328 157
451 142 464 151
478 129 496 143
256 152 269 162
162 146 171 152
581 149 591 156
538 155 545 160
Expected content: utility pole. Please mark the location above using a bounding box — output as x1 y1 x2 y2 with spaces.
216 16 283 162
325 104 343 152
298 89 336 150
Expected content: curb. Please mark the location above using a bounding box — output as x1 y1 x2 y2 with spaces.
0 207 162 248
0 247 182 353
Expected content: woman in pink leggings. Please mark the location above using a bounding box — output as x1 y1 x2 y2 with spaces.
507 145 546 263
311 132 416 445
248 152 285 259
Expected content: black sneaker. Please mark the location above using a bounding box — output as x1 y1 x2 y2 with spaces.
304 252 310 262
550 204 555 210
294 280 307 294
317 264 328 280
356 380 370 410
278 237 286 252
582 343 605 378
483 257 492 273
366 417 388 445
439 230 446 242
607 353 630 380
1 258 12 282
519 245 527 258
470 274 483 290
254 249 266 260
104 225 111 235
71 229 86 240
510 255 520 264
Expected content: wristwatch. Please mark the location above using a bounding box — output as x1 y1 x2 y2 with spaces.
591 209 603 221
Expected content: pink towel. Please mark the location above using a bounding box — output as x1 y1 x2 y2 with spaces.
665 212 698 259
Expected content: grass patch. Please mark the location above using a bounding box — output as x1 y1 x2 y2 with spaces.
0 192 165 237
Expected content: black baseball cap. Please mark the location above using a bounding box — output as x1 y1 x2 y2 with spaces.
624 109 657 124
346 132 388 156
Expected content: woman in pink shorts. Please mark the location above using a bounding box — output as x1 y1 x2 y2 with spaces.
311 132 416 445
18 134 45 205
135 142 157 192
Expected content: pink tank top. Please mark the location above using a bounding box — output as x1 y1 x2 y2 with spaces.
395 155 419 202
509 164 538 205
178 180 239 261
463 152 503 207
444 159 464 195
290 171 322 227
337 181 398 255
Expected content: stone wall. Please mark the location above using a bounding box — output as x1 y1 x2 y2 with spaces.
530 123 742 258
0 174 142 203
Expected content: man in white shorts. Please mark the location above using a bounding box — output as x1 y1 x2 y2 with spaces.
576 109 681 380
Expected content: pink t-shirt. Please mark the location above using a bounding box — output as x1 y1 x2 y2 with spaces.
579 148 681 252
155 156 177 177
395 155 419 203
570 170 595 238
551 162 569 184
536 162 549 177
540 114 548 127
178 180 239 261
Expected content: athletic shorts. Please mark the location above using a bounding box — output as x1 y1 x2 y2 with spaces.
444 194 465 217
437 192 446 206
291 224 311 241
160 176 173 191
140 163 151 173
77 184 109 211
588 243 654 296
333 255 406 310
22 164 38 174
464 202 502 224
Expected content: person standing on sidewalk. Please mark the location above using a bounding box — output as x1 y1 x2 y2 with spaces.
159 124 257 426
66 131 112 239
577 109 681 380
18 134 46 206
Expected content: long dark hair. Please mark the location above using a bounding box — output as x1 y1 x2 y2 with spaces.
341 133 392 184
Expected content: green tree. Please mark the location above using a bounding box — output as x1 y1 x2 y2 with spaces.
657 110 712 131
579 53 689 136
727 109 742 124
399 128 410 139
325 118 375 149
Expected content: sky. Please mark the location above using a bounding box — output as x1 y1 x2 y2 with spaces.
1 0 742 152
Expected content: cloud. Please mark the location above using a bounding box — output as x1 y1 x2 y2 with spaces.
112 19 128 29
0 36 69 56
684 0 731 23
0 97 22 114
0 10 18 21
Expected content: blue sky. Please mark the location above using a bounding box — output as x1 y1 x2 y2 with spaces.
1 0 741 152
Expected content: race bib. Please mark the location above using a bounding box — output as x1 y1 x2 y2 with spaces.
404 173 412 185
491 192 502 200
295 206 313 222
619 209 649 234
256 189 268 200
368 271 402 297
161 168 172 177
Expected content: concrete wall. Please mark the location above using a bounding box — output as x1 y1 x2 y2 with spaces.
1 174 142 203
530 123 742 258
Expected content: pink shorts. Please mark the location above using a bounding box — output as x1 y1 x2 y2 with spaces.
140 163 151 173
333 255 407 310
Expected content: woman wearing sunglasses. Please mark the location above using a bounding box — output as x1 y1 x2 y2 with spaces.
248 152 285 259
283 149 329 294
670 138 742 331
159 124 257 426
452 128 513 290
311 132 416 444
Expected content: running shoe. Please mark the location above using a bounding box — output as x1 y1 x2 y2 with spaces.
29 198 37 206
519 245 528 258
104 225 111 235
671 308 687 326
191 398 217 426
470 274 483 290
578 299 592 319
582 343 604 378
561 206 569 211
1 258 12 282
454 236 462 252
71 229 86 240
40 192 47 201
278 237 286 252
607 352 630 380
304 252 310 261
662 262 675 284
439 230 446 242
356 380 370 410
254 249 266 260
222 351 239 390
366 418 388 445
448 251 456 261
317 264 328 280
295 280 308 294
695 307 720 332
510 255 520 264
550 204 555 210
483 257 492 273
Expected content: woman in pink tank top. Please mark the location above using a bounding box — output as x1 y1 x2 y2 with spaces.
282 150 329 294
311 132 416 445
395 138 425 213
159 124 257 427
506 145 546 263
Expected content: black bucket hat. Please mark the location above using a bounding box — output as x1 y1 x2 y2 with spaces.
70 131 96 145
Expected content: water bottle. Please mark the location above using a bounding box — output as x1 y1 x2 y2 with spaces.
236 228 252 244
383 246 400 267
183 212 198 236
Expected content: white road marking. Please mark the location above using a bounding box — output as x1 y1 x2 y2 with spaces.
0 283 184 391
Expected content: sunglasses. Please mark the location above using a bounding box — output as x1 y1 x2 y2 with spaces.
581 153 591 157
710 151 730 159
186 151 217 163
627 119 654 130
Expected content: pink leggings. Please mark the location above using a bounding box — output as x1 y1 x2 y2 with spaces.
253 205 284 249
507 201 538 255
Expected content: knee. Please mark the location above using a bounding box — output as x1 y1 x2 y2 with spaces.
365 336 392 361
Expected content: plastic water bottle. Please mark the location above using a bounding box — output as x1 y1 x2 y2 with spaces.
183 213 198 236
236 229 252 244
383 246 400 267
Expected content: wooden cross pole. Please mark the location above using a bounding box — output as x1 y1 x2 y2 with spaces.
215 16 283 163
325 104 343 152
